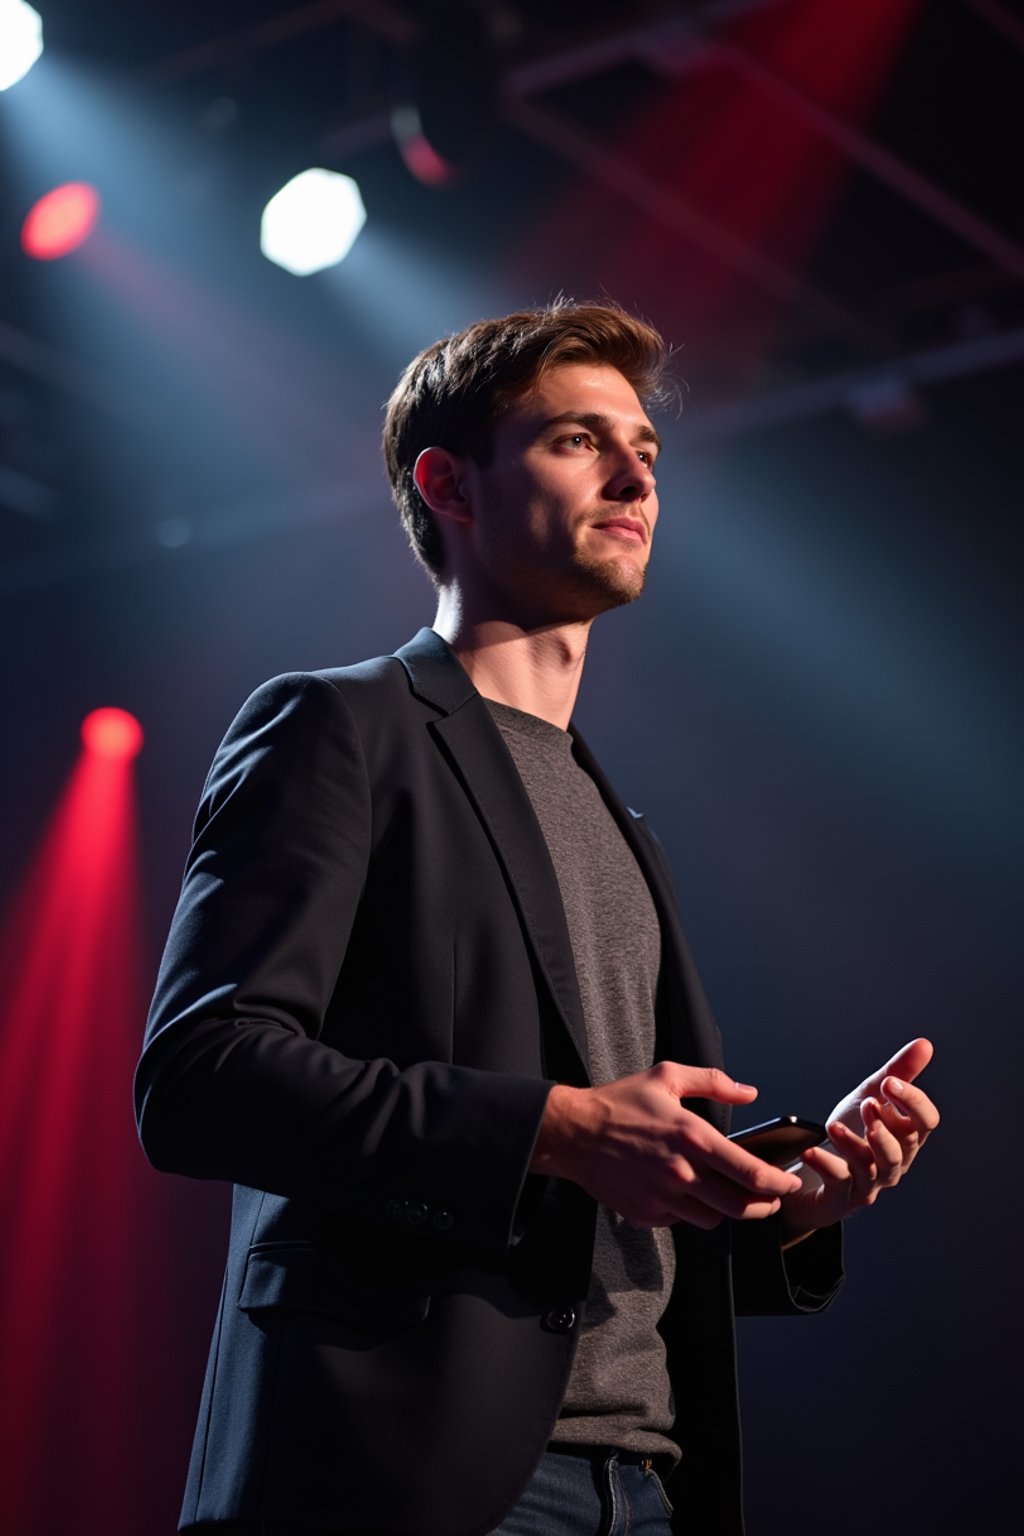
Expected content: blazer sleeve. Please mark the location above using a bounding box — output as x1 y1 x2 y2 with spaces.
134 672 554 1254
730 1215 844 1315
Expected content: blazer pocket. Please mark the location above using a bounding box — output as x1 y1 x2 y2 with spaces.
238 1242 431 1328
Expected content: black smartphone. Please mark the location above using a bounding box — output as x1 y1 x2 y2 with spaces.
728 1115 827 1167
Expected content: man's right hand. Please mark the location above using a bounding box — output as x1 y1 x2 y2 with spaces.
530 1063 803 1229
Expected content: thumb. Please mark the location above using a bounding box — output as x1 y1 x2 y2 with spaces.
882 1036 933 1084
864 1037 934 1096
658 1062 759 1105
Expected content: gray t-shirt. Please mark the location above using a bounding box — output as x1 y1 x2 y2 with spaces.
487 700 679 1463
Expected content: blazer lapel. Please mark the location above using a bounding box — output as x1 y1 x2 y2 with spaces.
394 629 726 1117
395 631 591 1080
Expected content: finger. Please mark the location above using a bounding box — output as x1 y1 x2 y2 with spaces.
800 1143 862 1206
661 1062 759 1106
866 1095 918 1147
824 1121 878 1178
816 1128 891 1212
697 1134 805 1200
882 1075 940 1134
876 1037 934 1088
861 1100 905 1184
669 1163 784 1223
663 1190 783 1231
802 1143 857 1182
631 1198 723 1233
870 1093 915 1131
852 1037 934 1106
730 1196 787 1222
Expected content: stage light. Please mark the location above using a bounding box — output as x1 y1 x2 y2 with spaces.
21 182 100 261
260 168 366 276
391 4 498 188
80 707 144 760
0 1 43 92
0 694 161 1535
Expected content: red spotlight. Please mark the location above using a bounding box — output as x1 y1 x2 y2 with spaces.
0 699 181 1535
21 182 100 261
81 707 143 760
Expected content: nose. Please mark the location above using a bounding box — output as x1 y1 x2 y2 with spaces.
607 453 656 503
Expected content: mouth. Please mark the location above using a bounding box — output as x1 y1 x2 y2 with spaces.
590 518 647 546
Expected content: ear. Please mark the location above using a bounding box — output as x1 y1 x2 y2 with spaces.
413 446 473 525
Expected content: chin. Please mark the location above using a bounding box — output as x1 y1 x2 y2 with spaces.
507 554 647 625
578 555 647 611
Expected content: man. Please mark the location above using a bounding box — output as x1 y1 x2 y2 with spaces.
136 302 937 1536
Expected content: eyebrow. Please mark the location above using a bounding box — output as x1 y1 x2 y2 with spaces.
539 411 662 454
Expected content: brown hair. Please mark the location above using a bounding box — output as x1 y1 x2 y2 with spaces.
381 299 674 581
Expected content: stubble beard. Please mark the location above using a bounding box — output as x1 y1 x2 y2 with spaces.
570 545 648 615
487 550 646 627
477 509 650 625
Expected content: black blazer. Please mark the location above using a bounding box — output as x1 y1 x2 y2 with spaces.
136 628 841 1536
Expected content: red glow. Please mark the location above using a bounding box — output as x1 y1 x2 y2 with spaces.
518 0 923 357
0 728 188 1533
21 182 101 261
0 737 142 1517
399 131 458 187
81 706 144 760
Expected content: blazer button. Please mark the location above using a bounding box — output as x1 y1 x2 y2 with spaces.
431 1208 455 1231
542 1306 577 1334
385 1200 406 1222
405 1201 429 1224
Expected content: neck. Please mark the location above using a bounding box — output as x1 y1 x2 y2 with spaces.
433 587 591 730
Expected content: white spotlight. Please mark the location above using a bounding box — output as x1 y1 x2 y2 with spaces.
260 168 366 277
0 1 43 92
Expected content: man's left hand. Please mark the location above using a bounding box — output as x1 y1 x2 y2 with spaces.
780 1037 939 1244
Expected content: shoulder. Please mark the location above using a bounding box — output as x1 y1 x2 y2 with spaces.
205 647 439 798
200 656 408 798
245 650 410 711
311 651 410 695
229 652 416 739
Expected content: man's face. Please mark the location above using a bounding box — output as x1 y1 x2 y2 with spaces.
457 362 660 625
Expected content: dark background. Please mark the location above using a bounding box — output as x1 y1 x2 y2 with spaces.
1 3 1020 1532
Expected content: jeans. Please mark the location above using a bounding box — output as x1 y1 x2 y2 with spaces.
487 1448 675 1536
